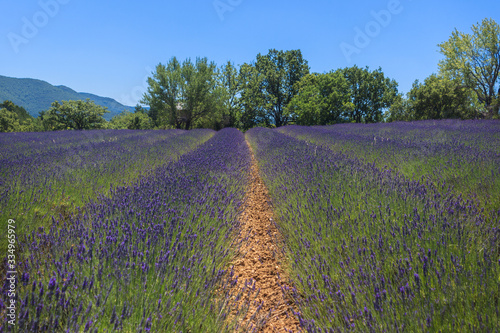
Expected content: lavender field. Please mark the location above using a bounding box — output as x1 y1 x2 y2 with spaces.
1 129 255 331
1 120 500 332
250 120 500 331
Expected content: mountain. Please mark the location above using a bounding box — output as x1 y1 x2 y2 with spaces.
0 75 135 120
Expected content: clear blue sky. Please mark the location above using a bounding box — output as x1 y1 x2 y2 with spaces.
1 0 499 106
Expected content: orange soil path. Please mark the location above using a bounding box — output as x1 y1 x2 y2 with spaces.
230 140 301 332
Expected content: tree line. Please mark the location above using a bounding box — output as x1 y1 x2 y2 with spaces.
1 18 498 133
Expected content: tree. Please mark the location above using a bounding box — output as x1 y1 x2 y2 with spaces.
38 109 58 131
438 18 500 118
0 100 32 122
240 49 309 128
109 110 153 129
385 94 412 122
180 58 220 130
0 100 39 132
338 66 398 123
0 108 20 132
44 99 109 130
217 61 242 128
239 63 267 130
409 74 478 120
142 57 221 130
287 72 352 125
134 104 148 114
386 75 479 121
142 58 182 128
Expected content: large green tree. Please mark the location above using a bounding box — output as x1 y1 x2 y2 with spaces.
108 110 153 130
0 107 20 132
438 18 500 118
386 74 478 121
142 58 182 128
1 100 32 122
287 72 352 125
385 93 411 122
43 99 109 130
409 74 478 120
179 58 220 130
238 63 267 130
337 66 398 123
240 49 309 127
0 100 40 132
217 61 242 128
142 57 221 130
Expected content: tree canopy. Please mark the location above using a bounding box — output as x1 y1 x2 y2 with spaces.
0 107 20 132
386 74 478 121
0 100 37 132
238 49 309 128
42 99 109 130
338 66 398 123
438 18 500 118
141 57 221 130
109 109 153 130
287 72 351 125
217 61 242 129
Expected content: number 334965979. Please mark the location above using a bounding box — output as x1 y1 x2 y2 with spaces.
7 219 16 265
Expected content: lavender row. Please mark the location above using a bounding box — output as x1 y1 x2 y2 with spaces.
2 128 252 332
279 120 500 212
0 130 171 161
0 129 214 254
247 127 500 332
279 120 500 154
0 129 209 190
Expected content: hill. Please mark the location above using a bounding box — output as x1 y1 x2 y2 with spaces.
0 75 135 120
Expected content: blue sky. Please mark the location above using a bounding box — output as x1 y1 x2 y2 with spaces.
1 0 499 106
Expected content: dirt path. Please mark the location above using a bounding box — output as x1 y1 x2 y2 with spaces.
230 140 301 332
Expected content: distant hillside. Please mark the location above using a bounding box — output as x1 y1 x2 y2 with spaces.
0 75 135 120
